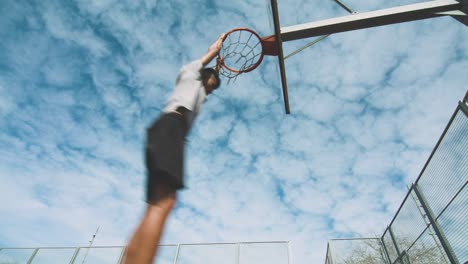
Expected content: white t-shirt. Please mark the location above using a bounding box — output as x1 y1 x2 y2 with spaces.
163 60 207 126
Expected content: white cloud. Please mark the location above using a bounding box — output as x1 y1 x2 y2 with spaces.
41 1 109 57
228 119 278 157
256 154 310 183
0 82 15 118
286 181 335 215
75 0 119 16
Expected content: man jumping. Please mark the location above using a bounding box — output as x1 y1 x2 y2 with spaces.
123 33 225 264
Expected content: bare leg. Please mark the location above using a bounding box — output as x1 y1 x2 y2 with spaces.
123 193 176 264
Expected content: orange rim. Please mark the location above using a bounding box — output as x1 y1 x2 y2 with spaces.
217 28 266 74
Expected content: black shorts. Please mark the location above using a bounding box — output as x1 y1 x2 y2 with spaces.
145 111 188 203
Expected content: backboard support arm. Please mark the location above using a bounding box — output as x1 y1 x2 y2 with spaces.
281 0 466 41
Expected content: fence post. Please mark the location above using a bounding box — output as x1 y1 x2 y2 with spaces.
388 227 403 264
327 240 335 264
287 241 292 264
235 243 240 264
324 242 332 264
413 184 459 264
26 248 39 264
69 247 80 264
460 100 468 117
117 247 126 264
403 251 412 264
379 236 391 264
172 244 180 264
409 185 450 263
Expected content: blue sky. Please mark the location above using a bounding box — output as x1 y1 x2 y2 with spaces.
1 0 467 263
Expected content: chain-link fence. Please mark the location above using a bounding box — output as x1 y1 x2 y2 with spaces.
0 241 291 264
325 238 389 264
382 96 468 264
326 93 468 264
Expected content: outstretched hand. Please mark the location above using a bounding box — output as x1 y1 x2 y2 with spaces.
201 32 227 66
208 33 226 53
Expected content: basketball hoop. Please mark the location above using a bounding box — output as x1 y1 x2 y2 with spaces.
216 28 279 82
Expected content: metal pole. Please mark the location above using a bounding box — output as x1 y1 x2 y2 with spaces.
409 186 450 263
333 0 355 14
117 247 126 264
404 252 412 264
171 241 288 246
82 227 99 264
413 184 459 264
270 0 290 114
380 236 391 264
328 240 335 264
287 241 292 264
26 248 39 264
284 34 330 60
388 227 402 263
69 247 81 264
325 241 332 264
172 244 180 264
454 0 468 26
392 250 412 264
235 243 240 264
460 100 468 117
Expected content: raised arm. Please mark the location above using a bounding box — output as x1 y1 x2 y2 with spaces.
200 33 226 67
